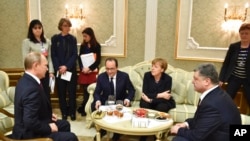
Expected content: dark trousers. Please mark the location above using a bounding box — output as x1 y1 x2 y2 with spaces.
56 71 77 116
172 136 189 141
80 84 89 113
226 75 250 107
47 120 78 141
139 98 173 113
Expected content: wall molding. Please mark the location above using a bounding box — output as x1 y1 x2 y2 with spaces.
28 0 127 57
144 0 158 61
175 0 227 62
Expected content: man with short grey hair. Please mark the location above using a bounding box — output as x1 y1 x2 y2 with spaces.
12 52 78 141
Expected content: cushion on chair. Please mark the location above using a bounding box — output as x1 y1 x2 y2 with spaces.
241 114 250 124
0 115 14 133
185 80 200 106
7 87 15 103
0 71 10 91
169 104 197 123
171 81 186 104
133 61 152 79
119 66 143 102
0 91 11 108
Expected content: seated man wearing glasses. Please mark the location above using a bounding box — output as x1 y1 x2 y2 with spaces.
91 57 135 141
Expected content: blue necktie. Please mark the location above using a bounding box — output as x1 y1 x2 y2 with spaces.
110 77 114 95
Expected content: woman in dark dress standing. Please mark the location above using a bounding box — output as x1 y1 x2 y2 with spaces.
77 27 101 116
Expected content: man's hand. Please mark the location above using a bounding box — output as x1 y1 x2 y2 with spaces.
49 123 58 132
52 113 57 122
170 122 187 134
95 101 101 110
124 99 130 106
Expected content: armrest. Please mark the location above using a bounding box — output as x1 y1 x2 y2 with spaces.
0 108 53 141
6 87 15 103
84 83 96 128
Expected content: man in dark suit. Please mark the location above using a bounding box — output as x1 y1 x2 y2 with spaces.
91 57 135 141
170 63 241 141
12 52 78 141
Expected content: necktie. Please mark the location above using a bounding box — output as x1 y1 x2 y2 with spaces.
110 77 114 95
40 83 44 90
198 98 201 105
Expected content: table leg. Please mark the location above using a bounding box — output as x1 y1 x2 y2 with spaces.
96 131 101 141
95 125 101 141
155 132 164 141
106 132 110 141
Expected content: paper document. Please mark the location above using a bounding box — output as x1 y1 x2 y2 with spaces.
49 77 55 93
57 71 72 81
80 53 95 67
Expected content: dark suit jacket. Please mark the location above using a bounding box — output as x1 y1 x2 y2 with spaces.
219 41 250 82
92 70 135 110
177 86 241 141
142 72 175 109
78 43 101 71
12 73 52 139
51 34 78 72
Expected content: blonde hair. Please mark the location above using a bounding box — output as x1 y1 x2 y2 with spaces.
152 58 168 72
58 18 72 31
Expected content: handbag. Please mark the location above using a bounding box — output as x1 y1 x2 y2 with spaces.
77 71 98 85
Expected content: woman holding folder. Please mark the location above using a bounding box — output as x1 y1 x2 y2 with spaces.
77 27 101 116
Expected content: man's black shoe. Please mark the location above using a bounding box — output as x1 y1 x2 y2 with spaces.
93 129 106 141
112 133 120 141
70 114 76 121
77 106 83 113
81 112 86 116
62 115 67 120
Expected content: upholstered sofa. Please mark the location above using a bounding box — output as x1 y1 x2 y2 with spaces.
84 61 200 128
0 70 15 134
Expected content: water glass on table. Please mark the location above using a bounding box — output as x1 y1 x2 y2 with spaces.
116 100 124 111
106 95 116 105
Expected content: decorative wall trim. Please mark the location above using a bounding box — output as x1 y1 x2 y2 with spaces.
144 0 158 61
175 0 228 62
28 0 127 57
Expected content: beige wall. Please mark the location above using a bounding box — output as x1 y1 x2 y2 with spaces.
1 0 246 72
0 0 27 68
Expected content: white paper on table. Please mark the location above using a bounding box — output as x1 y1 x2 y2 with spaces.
99 105 131 112
147 119 170 128
80 53 95 67
57 71 72 81
49 77 55 93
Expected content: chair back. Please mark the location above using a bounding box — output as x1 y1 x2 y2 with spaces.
0 71 9 92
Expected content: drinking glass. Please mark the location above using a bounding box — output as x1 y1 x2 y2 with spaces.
116 100 124 111
106 95 116 105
